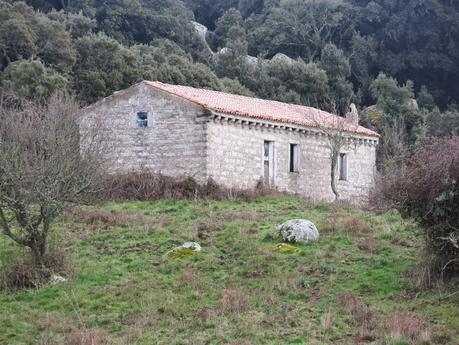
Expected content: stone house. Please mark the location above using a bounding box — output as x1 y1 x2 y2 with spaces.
82 81 379 203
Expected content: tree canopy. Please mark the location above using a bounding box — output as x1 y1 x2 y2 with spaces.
0 0 458 153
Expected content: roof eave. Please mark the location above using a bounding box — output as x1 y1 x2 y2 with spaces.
209 110 380 142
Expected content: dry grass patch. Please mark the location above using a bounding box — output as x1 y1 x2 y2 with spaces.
63 328 107 345
220 288 249 315
357 237 376 251
224 208 261 223
193 217 225 240
341 216 373 234
385 310 431 343
64 208 128 228
39 315 108 345
40 312 156 345
338 293 375 334
321 215 373 235
64 207 162 236
178 269 206 291
321 307 334 330
195 307 216 324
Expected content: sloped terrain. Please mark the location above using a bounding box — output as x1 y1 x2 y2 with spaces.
0 196 457 344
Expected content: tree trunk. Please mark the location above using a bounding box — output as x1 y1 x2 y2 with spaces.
29 221 50 264
330 155 339 201
29 234 49 265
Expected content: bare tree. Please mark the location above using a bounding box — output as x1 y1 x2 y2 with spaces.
0 94 104 263
326 122 348 201
313 102 353 201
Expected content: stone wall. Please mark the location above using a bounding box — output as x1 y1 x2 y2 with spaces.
81 82 378 203
207 116 377 203
81 83 209 183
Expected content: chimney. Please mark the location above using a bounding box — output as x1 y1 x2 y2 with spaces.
345 103 359 125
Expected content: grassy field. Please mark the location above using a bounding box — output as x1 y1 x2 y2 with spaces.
0 196 457 345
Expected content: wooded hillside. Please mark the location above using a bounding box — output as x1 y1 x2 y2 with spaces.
1 0 458 156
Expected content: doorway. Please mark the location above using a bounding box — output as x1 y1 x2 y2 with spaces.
263 141 275 186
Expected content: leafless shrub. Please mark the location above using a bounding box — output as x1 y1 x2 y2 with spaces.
1 246 69 291
1 255 44 291
65 208 128 228
0 94 105 267
385 311 430 343
94 172 280 202
373 137 459 282
220 288 249 315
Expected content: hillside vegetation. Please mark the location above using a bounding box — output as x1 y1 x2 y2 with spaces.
1 0 458 156
1 197 457 344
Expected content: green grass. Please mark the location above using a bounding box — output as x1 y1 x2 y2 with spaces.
0 196 457 344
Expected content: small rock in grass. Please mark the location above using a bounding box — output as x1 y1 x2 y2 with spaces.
166 242 202 258
50 274 67 284
181 242 202 251
276 219 319 243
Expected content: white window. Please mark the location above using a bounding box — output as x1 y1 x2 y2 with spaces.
339 153 348 181
289 144 299 173
264 141 270 161
263 141 275 186
137 111 148 128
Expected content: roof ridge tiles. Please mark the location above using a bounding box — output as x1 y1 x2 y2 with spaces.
144 80 379 138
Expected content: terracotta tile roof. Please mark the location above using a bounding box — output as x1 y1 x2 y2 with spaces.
145 81 379 138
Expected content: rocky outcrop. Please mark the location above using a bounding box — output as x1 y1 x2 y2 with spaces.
191 21 214 56
271 53 294 64
191 21 296 68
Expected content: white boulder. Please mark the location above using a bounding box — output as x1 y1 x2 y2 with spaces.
277 219 319 243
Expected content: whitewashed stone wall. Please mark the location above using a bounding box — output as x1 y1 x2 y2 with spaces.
207 117 377 203
81 83 208 183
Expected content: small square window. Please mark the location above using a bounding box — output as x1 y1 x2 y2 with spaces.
137 111 148 128
339 153 348 181
289 144 299 172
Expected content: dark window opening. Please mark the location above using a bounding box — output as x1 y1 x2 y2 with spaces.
289 144 299 172
137 111 148 128
339 153 348 181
